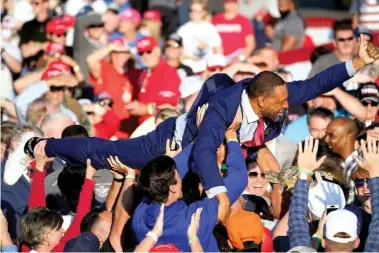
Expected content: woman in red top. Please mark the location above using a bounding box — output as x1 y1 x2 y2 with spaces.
87 38 139 138
20 142 95 252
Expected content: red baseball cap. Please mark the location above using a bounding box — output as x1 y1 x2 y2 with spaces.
45 42 66 56
136 36 158 54
41 59 71 80
143 9 161 23
119 8 141 24
60 15 76 28
46 18 68 35
150 244 180 252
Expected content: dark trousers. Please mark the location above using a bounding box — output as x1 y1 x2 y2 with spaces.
44 117 177 169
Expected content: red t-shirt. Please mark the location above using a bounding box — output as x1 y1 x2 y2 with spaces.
89 60 138 121
212 13 254 56
138 59 181 123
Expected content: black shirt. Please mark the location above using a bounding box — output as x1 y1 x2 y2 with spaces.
19 18 50 69
19 18 49 45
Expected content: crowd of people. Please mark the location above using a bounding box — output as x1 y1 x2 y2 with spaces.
1 0 379 252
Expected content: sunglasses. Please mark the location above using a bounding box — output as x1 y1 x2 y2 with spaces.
248 171 265 179
52 33 67 38
138 50 152 56
336 36 354 42
362 100 379 107
31 0 46 6
166 42 180 49
99 99 113 108
86 111 95 116
355 178 368 188
50 86 66 92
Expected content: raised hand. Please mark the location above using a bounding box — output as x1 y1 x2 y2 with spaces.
151 204 165 238
187 208 203 238
165 139 182 158
107 155 133 175
297 137 326 172
358 34 379 65
85 159 97 180
355 139 379 178
34 140 47 172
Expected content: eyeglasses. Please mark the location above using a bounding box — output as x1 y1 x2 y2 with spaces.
355 178 368 188
362 100 379 107
248 171 265 179
336 36 354 42
31 0 46 6
138 50 152 56
50 86 66 92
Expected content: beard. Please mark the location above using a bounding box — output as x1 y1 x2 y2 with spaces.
265 111 284 122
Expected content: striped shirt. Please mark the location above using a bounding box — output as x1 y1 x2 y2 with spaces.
351 0 379 31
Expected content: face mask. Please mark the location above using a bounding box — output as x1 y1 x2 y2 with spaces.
1 29 12 40
279 10 290 19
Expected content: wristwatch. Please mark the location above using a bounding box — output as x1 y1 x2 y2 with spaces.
298 172 312 182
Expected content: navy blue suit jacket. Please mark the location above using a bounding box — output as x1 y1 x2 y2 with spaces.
182 62 351 190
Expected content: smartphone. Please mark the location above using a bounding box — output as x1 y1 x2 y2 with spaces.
326 205 339 215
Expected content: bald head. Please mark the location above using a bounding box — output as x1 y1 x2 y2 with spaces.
325 117 358 157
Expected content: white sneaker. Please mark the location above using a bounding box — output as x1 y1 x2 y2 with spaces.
3 132 36 185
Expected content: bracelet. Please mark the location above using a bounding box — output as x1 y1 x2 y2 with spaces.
146 231 158 243
113 176 125 183
125 174 136 180
298 168 314 175
188 235 198 244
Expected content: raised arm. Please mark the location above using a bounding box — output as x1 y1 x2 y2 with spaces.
288 40 379 106
328 88 367 121
52 159 96 252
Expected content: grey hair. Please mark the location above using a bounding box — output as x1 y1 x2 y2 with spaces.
40 112 72 135
9 123 43 152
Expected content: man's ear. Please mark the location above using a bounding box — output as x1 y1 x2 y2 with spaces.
169 184 177 193
257 96 265 108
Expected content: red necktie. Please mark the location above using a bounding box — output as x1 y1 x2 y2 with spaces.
243 118 265 148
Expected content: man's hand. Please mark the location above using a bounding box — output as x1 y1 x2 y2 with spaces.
125 100 148 116
107 155 134 180
85 159 97 180
46 73 78 87
216 192 231 223
225 106 242 141
355 139 379 178
187 208 202 238
297 137 326 171
34 140 47 172
196 103 208 128
367 127 379 141
151 204 165 238
165 139 182 158
353 34 379 70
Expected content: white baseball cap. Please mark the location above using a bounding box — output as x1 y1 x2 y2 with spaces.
179 75 203 98
206 54 227 71
307 180 346 219
325 209 358 243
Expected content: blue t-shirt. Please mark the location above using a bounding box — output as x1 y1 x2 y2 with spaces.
284 110 346 144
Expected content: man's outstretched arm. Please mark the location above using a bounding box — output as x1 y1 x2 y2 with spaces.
287 39 379 106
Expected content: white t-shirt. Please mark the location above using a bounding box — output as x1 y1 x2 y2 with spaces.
177 21 222 61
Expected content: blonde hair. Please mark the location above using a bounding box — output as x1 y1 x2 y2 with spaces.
141 20 162 43
190 0 207 9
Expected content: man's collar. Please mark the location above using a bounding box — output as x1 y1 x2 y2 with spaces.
341 150 359 169
241 90 259 123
